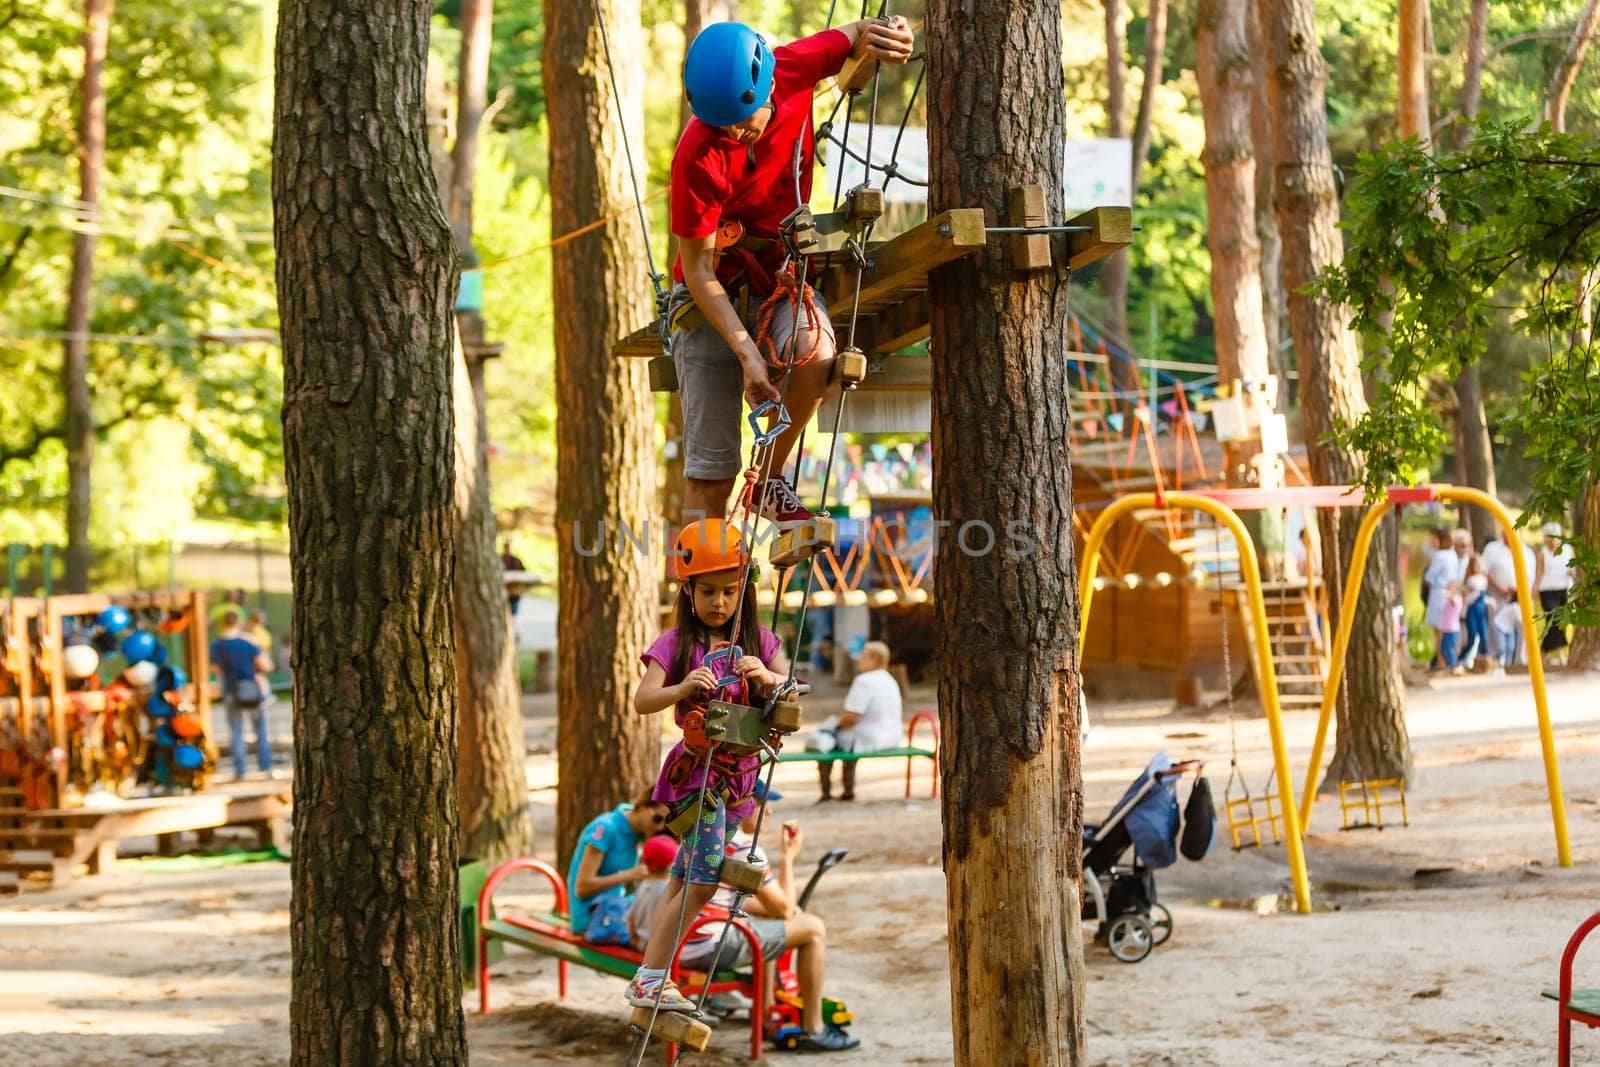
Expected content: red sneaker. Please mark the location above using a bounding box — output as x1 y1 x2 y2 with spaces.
755 478 817 531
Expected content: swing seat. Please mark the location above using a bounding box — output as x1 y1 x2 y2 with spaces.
1224 792 1284 850
1337 777 1408 831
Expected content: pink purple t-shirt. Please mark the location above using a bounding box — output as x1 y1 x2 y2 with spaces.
642 625 784 821
1440 593 1463 633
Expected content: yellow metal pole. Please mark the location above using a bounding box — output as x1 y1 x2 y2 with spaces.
1297 500 1394 826
1175 493 1313 915
1077 492 1313 913
1076 494 1154 659
1439 486 1572 867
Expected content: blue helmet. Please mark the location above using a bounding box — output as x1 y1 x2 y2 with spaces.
684 23 774 127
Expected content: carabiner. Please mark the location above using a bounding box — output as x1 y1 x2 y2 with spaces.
747 399 791 447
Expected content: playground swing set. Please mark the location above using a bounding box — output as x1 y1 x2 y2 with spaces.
1077 483 1574 916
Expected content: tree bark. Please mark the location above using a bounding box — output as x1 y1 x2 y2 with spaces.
62 0 114 594
927 0 1085 1061
1196 0 1270 486
1545 0 1600 133
1247 5 1289 393
450 0 492 254
1101 0 1136 397
452 333 531 866
1443 0 1498 548
444 0 530 867
274 0 466 1061
1258 0 1412 785
1397 0 1430 146
544 0 661 867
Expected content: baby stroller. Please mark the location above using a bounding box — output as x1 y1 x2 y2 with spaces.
1082 753 1214 963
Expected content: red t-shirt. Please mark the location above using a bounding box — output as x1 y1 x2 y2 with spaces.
670 29 853 290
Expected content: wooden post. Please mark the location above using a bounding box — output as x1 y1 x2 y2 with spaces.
45 599 66 807
190 589 210 738
1006 184 1051 271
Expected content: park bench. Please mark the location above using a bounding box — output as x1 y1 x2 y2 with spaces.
775 709 940 798
1544 911 1600 1065
476 856 773 1061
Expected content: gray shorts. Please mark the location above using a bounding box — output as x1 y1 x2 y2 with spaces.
669 283 835 481
679 916 788 971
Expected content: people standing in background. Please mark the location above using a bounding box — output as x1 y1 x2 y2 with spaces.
1492 594 1523 678
210 610 274 780
499 540 527 617
1461 560 1490 671
1480 528 1534 666
1535 522 1575 667
1420 527 1450 617
1438 580 1465 673
1424 528 1471 669
246 609 275 709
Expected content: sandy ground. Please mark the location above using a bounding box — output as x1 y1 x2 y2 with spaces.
4 670 1599 1065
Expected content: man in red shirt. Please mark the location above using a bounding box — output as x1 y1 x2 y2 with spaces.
669 19 914 529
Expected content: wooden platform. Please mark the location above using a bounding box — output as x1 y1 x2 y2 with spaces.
613 204 1132 371
0 780 290 893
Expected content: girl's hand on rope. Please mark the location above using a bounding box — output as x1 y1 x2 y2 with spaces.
740 355 782 408
863 16 915 63
734 655 777 690
682 665 719 699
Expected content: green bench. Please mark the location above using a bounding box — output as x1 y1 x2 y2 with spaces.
475 856 773 1060
776 710 939 798
1545 911 1600 1065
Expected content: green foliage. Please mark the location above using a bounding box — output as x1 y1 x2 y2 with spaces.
1318 121 1600 623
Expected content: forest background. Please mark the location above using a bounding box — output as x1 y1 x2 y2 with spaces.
2 0 1597 581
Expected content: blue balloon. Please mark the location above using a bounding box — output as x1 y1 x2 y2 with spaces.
97 605 132 633
173 744 205 770
154 723 178 746
120 631 157 664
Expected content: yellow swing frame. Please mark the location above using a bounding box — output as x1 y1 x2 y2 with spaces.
1298 485 1570 867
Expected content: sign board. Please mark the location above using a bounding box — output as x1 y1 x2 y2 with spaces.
822 128 1134 211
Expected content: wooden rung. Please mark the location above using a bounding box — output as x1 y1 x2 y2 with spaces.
631 1006 711 1052
647 355 678 393
1066 206 1134 270
770 518 837 568
831 347 868 386
720 854 767 894
767 700 803 734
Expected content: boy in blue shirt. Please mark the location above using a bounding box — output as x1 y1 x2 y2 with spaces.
210 609 274 779
566 791 671 937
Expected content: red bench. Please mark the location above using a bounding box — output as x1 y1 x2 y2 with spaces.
1546 911 1600 1065
476 856 773 1061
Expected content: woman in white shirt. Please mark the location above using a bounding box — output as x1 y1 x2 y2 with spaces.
814 641 903 802
1535 522 1576 664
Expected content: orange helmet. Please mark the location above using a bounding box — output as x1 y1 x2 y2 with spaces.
675 519 747 581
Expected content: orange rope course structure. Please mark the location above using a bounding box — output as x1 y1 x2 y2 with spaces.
478 187 668 270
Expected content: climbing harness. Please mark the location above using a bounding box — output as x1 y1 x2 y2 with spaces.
1212 514 1283 851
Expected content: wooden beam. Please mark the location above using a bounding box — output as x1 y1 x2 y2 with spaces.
1065 206 1134 270
825 208 987 311
865 291 931 353
856 355 931 393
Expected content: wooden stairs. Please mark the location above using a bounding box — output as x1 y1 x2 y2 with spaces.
1227 581 1330 711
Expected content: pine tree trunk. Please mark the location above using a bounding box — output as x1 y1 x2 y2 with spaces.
1570 482 1600 670
1196 0 1269 485
1247 6 1289 393
1545 0 1600 133
453 335 531 866
1396 0 1430 145
445 0 531 866
926 1 1086 1060
544 0 660 867
1257 0 1412 786
1448 0 1496 547
62 0 114 594
274 0 466 1061
1101 0 1136 396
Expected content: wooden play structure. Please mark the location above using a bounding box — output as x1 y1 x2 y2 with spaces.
0 589 289 893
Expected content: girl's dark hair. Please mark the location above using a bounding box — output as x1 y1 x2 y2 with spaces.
670 572 763 691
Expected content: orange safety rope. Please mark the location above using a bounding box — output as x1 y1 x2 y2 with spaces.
753 261 825 371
